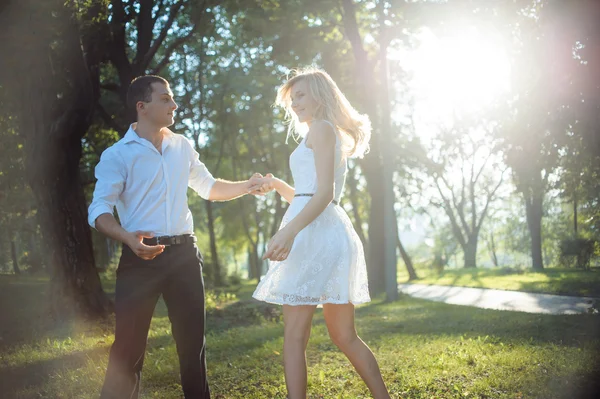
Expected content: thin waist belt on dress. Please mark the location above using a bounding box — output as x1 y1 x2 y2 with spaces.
294 193 339 206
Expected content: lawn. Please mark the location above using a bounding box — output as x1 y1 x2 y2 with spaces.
1 274 599 398
399 267 600 298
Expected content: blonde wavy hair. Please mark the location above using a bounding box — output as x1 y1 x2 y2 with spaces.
275 67 371 158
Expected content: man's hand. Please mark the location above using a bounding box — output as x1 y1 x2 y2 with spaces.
247 173 264 195
125 231 165 260
248 173 276 196
261 173 275 193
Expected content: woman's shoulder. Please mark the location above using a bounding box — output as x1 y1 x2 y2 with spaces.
310 120 341 138
306 120 338 149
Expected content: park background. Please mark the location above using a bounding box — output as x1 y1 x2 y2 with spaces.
1 0 600 398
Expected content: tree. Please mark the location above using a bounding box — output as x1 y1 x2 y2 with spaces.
98 0 212 130
425 124 506 268
0 0 111 318
496 0 593 270
547 0 600 241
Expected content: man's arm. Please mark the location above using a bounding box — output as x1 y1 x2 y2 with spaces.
88 148 163 260
88 149 125 229
186 138 263 201
208 176 263 201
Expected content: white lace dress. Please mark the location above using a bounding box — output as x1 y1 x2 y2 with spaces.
252 122 371 306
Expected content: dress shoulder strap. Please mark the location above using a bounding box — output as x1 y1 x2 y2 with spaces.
321 120 336 130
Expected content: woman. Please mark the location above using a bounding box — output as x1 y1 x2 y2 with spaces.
253 67 391 399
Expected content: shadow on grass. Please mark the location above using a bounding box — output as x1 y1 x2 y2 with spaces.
0 276 285 398
0 345 109 399
0 275 81 350
0 318 285 399
0 276 274 350
355 297 600 347
352 298 600 399
516 271 600 298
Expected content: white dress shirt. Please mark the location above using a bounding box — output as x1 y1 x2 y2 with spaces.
88 124 216 236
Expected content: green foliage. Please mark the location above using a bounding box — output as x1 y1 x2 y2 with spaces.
559 238 598 270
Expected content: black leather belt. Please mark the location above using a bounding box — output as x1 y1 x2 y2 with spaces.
143 234 197 246
294 193 339 205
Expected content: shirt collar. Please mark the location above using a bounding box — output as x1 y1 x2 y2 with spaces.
122 124 140 144
123 123 175 147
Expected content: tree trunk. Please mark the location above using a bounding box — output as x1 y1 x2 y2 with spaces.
232 248 239 275
488 232 499 267
246 249 255 280
2 0 112 319
11 240 20 274
573 195 578 236
270 194 287 238
397 234 418 280
463 238 478 269
363 163 386 296
378 11 399 302
525 190 544 270
341 0 386 296
28 229 43 273
31 134 112 319
360 113 386 295
391 198 417 281
205 200 222 286
247 246 260 281
345 163 368 252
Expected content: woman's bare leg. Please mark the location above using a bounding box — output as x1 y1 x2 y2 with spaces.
282 304 317 399
323 303 391 399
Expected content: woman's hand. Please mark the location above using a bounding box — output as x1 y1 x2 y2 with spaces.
248 173 276 196
247 173 265 195
262 226 296 261
258 173 276 194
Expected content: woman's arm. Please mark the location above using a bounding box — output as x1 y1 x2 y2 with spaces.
270 175 295 204
263 121 336 261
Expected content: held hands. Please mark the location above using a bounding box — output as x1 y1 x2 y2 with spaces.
248 171 294 261
262 227 296 262
247 173 276 196
126 231 165 260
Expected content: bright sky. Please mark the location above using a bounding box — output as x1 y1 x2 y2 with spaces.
391 26 511 136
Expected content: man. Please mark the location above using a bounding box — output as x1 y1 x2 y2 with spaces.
88 75 263 398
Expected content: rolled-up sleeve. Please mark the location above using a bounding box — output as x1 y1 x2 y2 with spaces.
186 139 216 200
88 148 126 229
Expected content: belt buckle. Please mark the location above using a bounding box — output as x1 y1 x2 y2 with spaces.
156 236 171 246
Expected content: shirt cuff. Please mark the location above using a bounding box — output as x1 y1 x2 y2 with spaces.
88 203 115 229
199 177 217 200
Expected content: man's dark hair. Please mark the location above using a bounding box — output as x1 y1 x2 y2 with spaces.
126 75 169 110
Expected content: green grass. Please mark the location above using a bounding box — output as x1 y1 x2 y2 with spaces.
1 275 600 398
399 267 600 298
